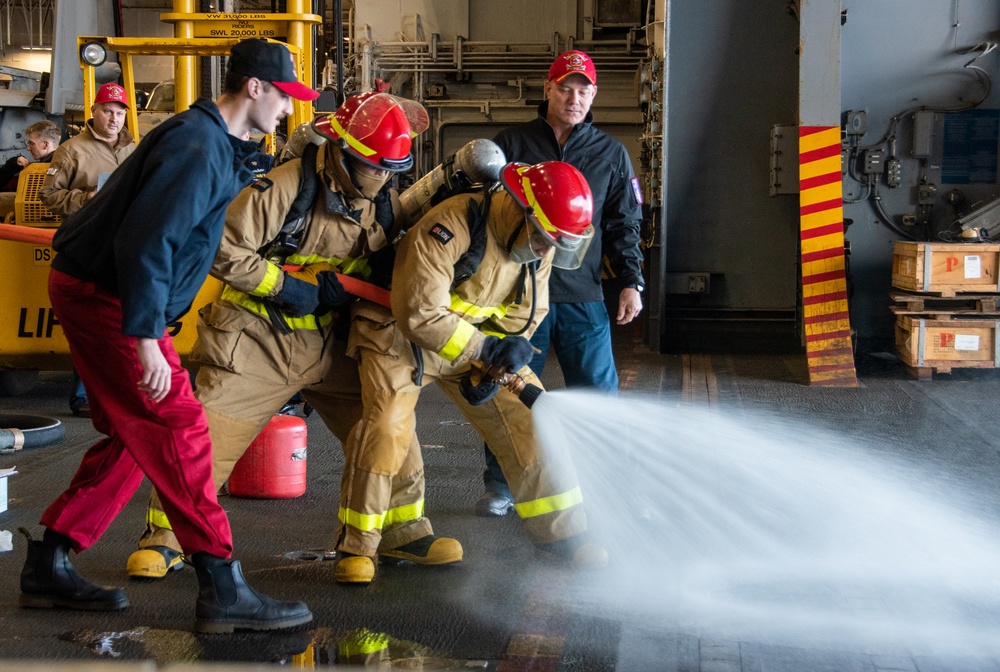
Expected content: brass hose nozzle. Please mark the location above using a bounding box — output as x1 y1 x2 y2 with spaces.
470 360 543 408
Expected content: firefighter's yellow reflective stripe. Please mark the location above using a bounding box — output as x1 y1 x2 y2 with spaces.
250 261 282 297
383 499 424 526
514 486 583 518
439 319 477 361
146 507 173 531
339 506 385 531
339 629 390 657
285 253 372 278
330 116 377 157
220 286 335 331
449 292 510 321
338 499 424 532
522 176 557 234
339 257 373 278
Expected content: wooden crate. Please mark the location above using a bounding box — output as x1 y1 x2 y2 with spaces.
891 241 1000 295
895 315 1000 378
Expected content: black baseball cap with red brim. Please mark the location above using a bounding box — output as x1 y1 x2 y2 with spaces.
229 38 319 102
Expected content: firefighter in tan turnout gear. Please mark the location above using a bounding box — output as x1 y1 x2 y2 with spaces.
334 160 608 584
126 92 442 578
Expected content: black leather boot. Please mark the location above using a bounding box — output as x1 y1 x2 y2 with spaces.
191 552 313 634
18 527 129 611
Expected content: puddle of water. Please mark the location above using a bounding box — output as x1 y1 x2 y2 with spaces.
62 625 494 669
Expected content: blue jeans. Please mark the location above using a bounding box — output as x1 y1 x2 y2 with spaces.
69 369 88 409
482 301 619 496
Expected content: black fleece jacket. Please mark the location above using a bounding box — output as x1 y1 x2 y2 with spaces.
493 102 644 303
52 98 258 338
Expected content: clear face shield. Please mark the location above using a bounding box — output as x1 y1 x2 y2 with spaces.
509 212 595 269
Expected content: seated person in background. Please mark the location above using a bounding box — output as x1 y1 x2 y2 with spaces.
0 120 62 221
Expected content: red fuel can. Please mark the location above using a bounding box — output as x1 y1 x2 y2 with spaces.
228 414 308 499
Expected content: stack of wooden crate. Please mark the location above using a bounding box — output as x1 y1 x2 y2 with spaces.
891 241 1000 380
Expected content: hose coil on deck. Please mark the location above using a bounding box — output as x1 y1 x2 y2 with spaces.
0 415 65 453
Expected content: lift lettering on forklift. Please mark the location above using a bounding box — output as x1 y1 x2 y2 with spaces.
17 308 59 338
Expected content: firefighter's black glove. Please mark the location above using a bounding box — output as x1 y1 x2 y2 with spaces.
317 271 352 309
274 273 320 317
478 335 534 373
275 263 335 317
367 245 397 289
459 371 500 406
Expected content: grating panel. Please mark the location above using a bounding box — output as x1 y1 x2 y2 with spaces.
14 163 61 227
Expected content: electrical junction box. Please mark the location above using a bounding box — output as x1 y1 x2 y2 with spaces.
918 183 938 205
863 148 885 174
912 110 935 158
844 109 867 136
886 158 902 187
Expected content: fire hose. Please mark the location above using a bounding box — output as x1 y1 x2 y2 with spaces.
0 224 540 407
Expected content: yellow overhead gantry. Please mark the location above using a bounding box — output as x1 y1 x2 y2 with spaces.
76 35 316 143
0 5 322 384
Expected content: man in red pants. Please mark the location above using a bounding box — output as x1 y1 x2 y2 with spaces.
19 38 319 634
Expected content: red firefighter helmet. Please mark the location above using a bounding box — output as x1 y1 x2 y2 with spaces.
501 161 595 269
313 92 428 172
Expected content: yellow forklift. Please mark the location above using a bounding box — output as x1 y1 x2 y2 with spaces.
0 9 320 394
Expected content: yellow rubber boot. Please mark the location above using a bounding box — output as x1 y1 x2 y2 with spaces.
378 535 463 566
126 514 185 580
334 555 376 584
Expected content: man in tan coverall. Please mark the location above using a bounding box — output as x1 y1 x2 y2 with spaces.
126 93 458 579
40 82 135 215
334 160 608 584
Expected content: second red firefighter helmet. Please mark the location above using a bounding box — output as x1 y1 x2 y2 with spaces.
501 161 595 269
314 92 429 172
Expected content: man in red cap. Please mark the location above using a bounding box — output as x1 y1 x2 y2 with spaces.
20 38 319 634
476 49 646 516
40 82 135 217
40 81 137 418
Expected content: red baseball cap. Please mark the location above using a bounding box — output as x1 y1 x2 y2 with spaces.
94 82 129 108
229 38 319 102
548 50 597 86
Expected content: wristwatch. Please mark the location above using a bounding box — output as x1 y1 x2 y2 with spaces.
626 282 644 293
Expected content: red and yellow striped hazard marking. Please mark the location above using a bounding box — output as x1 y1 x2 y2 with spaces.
799 126 858 387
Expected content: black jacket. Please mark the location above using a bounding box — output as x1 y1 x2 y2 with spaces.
493 102 643 303
52 98 258 338
0 151 54 192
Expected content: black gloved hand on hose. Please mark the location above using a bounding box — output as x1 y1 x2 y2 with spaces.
459 373 500 406
316 271 352 310
477 335 534 373
273 273 320 317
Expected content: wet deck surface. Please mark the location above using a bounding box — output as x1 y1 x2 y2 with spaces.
1 336 1000 671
